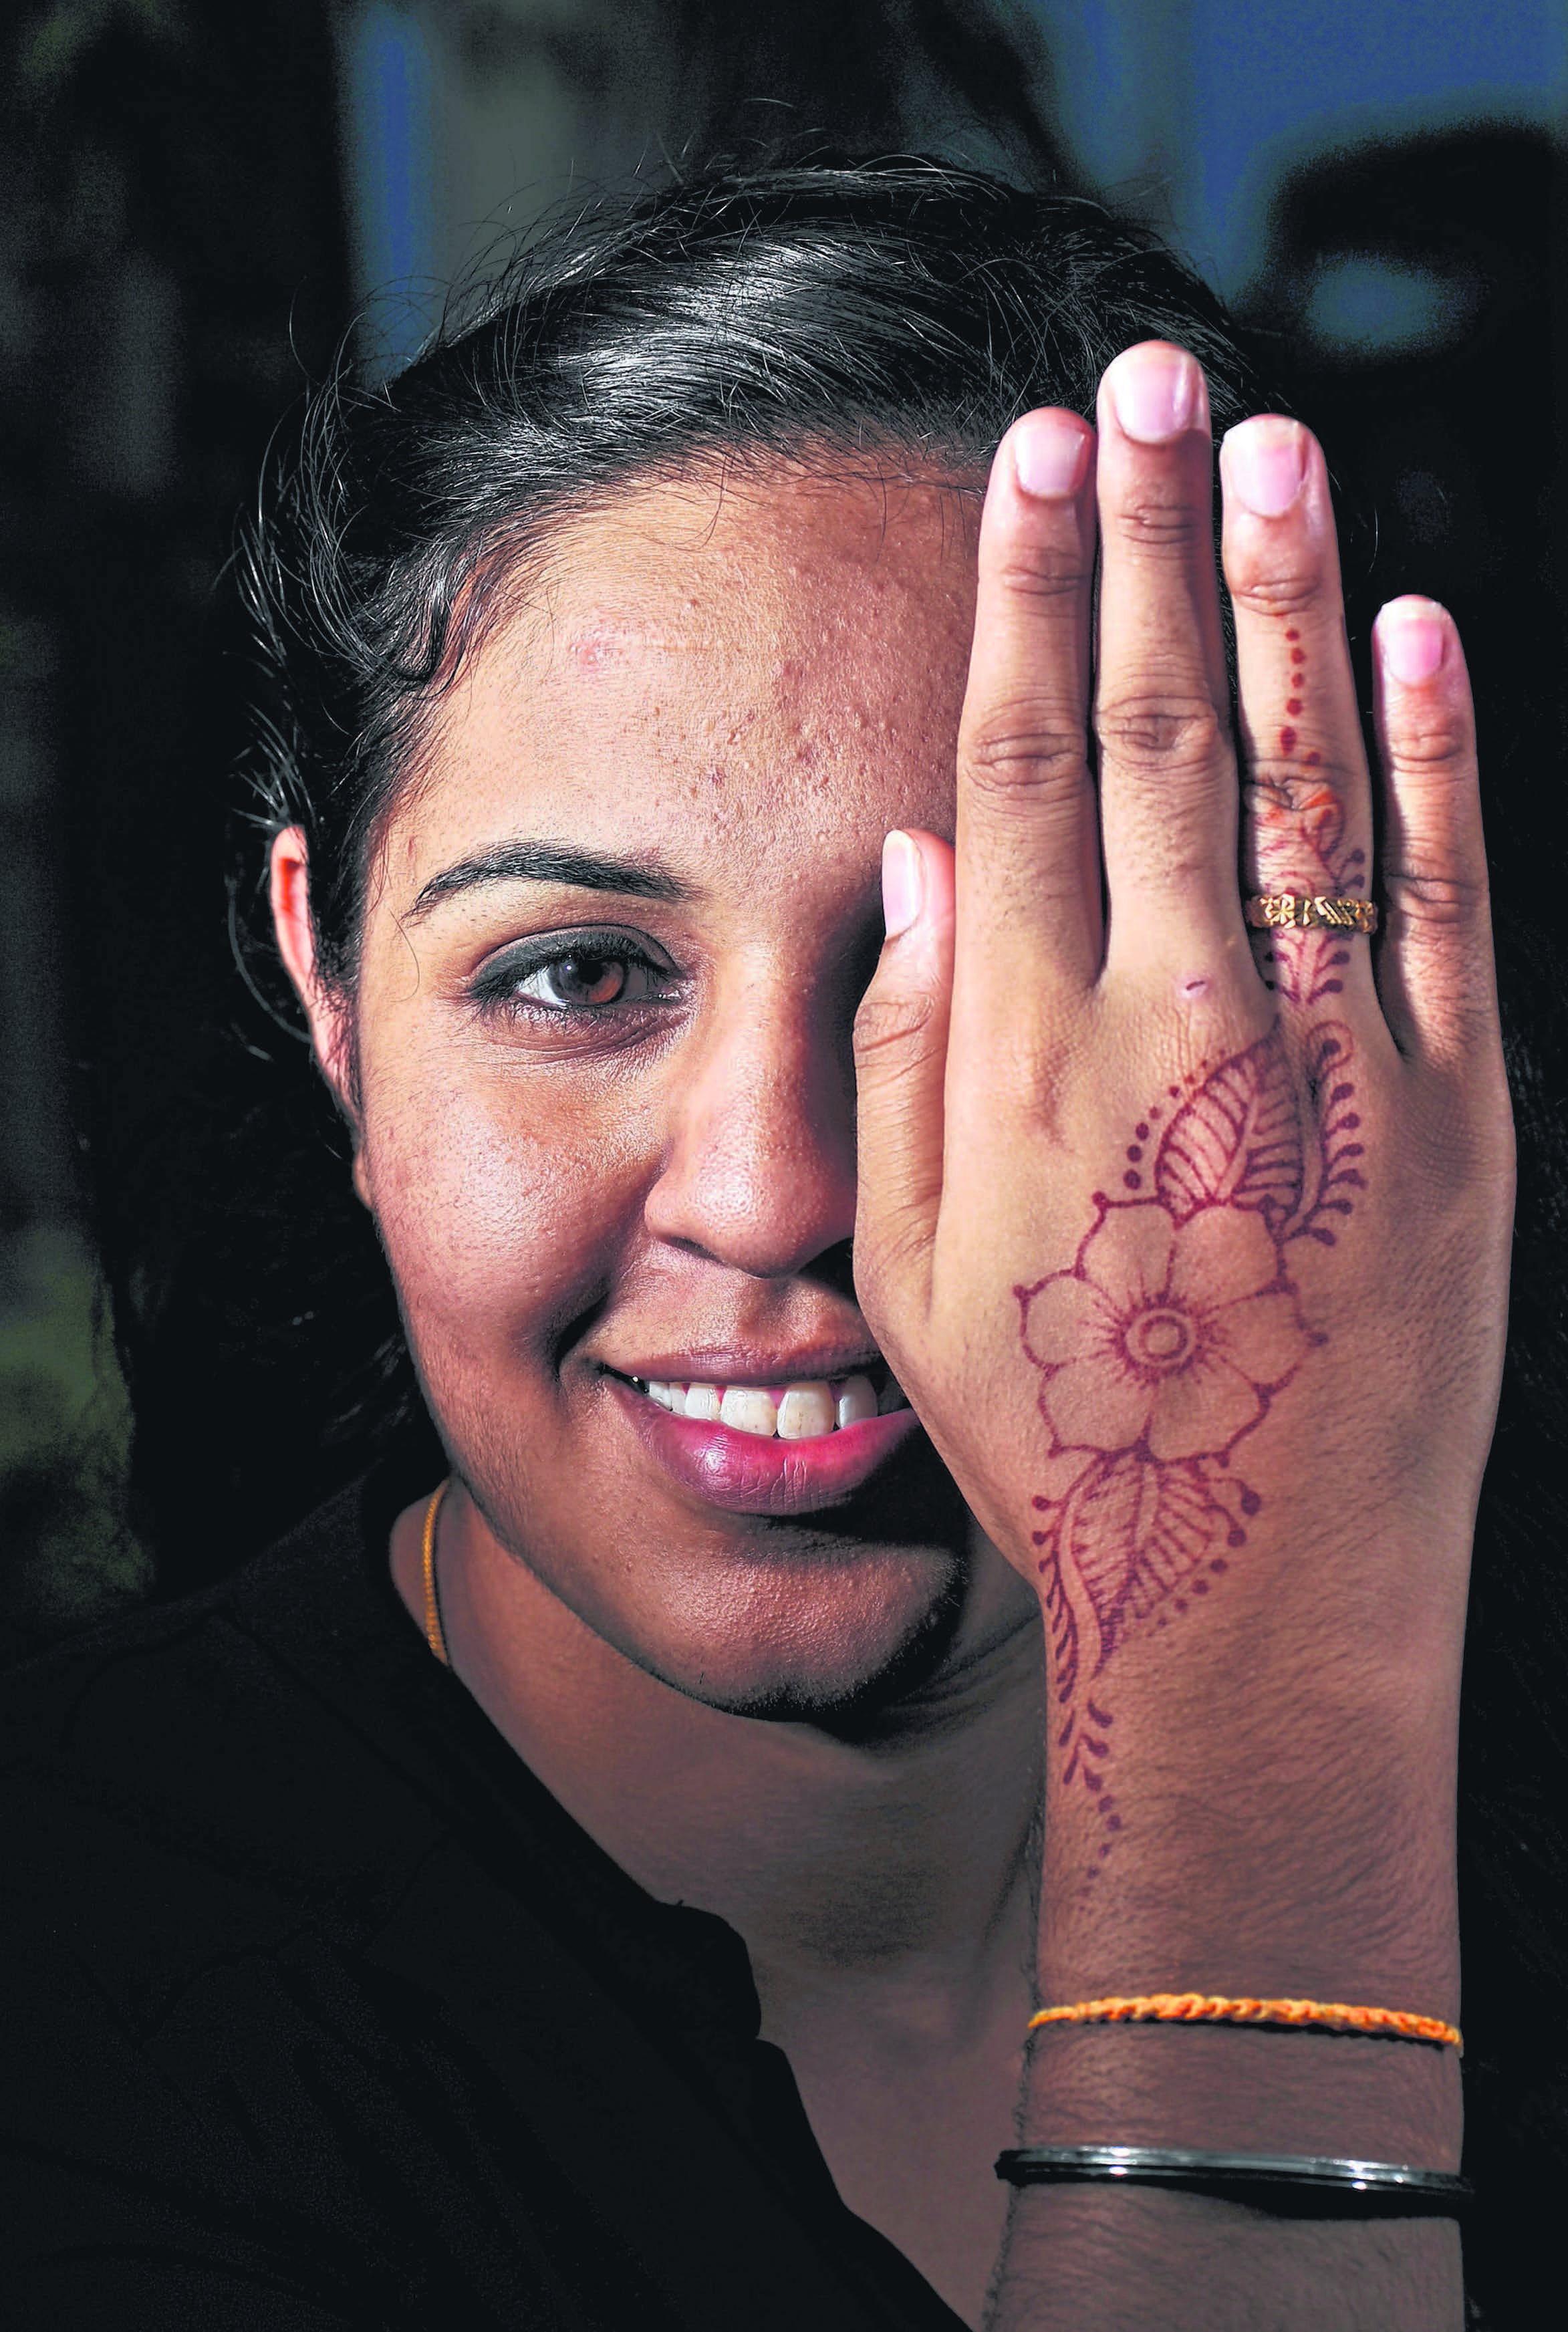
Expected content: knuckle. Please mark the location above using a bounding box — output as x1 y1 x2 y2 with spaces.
1243 760 1356 819
993 549 1095 608
1095 690 1228 773
853 989 942 1067
1382 858 1488 931
1228 570 1328 624
962 700 1089 799
1109 495 1211 557
856 1216 930 1295
1384 706 1473 776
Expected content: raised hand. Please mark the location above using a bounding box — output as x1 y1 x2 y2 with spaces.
852 341 1512 2091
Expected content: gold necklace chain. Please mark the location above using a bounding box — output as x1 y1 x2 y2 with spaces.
420 1478 452 1665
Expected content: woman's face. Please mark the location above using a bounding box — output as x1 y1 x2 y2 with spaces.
328 467 1032 1715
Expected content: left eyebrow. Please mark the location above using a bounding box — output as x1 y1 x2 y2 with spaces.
406 839 692 920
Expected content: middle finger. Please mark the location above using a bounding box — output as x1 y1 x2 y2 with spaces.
1094 342 1238 981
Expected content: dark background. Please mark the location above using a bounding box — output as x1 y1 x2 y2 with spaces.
2 7 1565 2322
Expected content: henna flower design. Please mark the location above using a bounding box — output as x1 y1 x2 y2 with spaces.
1021 1201 1311 1464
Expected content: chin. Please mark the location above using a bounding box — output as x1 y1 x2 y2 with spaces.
452 1394 984 1726
622 1535 971 1727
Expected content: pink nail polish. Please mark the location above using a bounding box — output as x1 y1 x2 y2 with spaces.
1380 602 1447 685
882 831 923 938
1222 419 1307 517
1108 345 1199 444
1013 412 1091 499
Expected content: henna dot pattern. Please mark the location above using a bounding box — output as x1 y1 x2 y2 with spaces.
1245 625 1371 1007
1015 1017 1363 1890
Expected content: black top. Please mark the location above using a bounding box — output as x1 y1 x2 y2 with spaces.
0 1472 964 2329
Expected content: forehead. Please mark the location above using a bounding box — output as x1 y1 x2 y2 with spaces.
378 467 981 906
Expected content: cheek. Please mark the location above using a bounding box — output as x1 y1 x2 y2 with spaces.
360 1061 643 1360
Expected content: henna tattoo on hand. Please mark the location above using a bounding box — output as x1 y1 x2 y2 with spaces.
1016 1019 1361 1893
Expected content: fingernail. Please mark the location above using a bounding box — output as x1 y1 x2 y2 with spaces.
1107 343 1200 444
1222 417 1307 517
1012 410 1092 499
881 831 924 938
1379 598 1448 684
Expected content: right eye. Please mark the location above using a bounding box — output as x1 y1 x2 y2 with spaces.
469 930 683 1021
513 949 658 1009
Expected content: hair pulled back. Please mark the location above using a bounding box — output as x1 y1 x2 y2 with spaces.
238 158 1257 995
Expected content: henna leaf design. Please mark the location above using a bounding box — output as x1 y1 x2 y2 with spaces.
1063 1454 1243 1670
1155 1026 1303 1226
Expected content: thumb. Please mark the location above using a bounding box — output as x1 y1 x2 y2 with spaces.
852 829 955 1328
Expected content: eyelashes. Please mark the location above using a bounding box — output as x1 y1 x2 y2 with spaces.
469 926 684 1023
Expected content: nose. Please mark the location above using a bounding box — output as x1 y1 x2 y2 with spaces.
642 970 858 1278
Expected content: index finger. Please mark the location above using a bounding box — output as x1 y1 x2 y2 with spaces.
951 408 1103 1040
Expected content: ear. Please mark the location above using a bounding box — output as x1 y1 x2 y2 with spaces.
269 829 366 1194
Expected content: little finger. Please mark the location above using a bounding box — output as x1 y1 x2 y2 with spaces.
1370 598 1501 1072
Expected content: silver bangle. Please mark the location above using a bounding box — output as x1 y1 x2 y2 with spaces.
996 2145 1472 2217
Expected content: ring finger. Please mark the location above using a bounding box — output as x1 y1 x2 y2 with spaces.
1220 415 1378 1013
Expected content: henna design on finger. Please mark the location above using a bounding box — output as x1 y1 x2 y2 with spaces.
1248 629 1369 1009
1017 1018 1359 1893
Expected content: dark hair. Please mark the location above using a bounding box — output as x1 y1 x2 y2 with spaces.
236 158 1261 999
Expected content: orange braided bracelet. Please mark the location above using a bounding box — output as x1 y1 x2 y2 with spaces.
1028 1994 1462 2053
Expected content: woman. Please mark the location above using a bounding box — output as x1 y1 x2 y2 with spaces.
1 162 1521 2326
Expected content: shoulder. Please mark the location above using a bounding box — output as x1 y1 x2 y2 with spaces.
0 1475 445 2013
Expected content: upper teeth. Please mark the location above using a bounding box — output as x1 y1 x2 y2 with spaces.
640 1372 907 1439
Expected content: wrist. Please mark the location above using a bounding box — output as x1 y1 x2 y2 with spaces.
1035 1609 1461 1996
1017 2020 1462 2170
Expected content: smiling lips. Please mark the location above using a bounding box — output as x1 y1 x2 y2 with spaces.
608 1365 922 1516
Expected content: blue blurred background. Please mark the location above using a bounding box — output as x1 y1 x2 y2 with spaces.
340 2 1567 363
2 0 1564 1644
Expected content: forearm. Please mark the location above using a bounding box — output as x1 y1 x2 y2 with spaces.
987 1567 1466 2326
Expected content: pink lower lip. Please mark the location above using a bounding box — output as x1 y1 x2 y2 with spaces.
611 1376 924 1517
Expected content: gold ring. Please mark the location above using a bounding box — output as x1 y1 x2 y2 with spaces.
1244 893 1378 934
